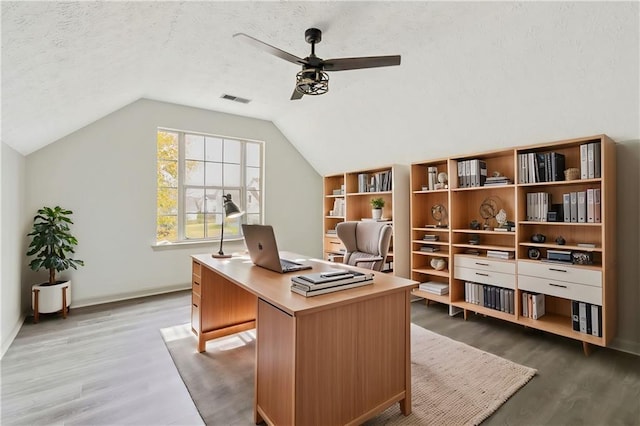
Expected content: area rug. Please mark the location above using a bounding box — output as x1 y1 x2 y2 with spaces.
160 323 536 425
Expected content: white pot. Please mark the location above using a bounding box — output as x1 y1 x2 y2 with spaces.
32 280 71 314
372 208 383 220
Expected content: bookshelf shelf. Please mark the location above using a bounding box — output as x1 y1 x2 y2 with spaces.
410 134 616 353
412 268 450 278
412 289 449 304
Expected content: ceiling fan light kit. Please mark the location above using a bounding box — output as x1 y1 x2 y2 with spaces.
233 28 400 100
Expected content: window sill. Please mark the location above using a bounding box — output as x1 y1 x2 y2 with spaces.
151 237 245 251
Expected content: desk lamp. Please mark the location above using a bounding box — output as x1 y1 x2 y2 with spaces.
212 194 244 258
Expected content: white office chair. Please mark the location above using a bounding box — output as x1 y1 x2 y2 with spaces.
336 221 393 272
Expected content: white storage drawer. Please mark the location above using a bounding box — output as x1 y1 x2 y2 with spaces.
518 275 602 305
455 255 516 274
517 261 602 287
454 266 516 289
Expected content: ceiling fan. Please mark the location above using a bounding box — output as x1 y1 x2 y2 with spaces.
233 28 401 100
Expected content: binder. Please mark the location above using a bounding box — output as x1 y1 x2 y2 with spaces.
532 293 545 319
580 144 588 179
563 193 571 222
536 153 546 182
572 300 580 331
551 152 566 181
587 143 595 179
500 288 505 312
470 159 477 187
570 192 578 223
586 188 595 223
522 292 528 317
594 141 601 178
591 304 602 337
579 302 588 333
594 188 601 223
458 161 463 188
577 191 586 223
479 160 487 186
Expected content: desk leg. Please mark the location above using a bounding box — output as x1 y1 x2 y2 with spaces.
197 336 206 353
399 288 412 415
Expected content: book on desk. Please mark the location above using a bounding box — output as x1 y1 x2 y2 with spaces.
291 269 374 297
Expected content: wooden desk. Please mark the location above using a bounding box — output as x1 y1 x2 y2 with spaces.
190 252 418 426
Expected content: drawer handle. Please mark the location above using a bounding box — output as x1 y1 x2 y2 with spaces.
193 303 198 308
330 241 341 245
475 272 489 277
549 268 567 273
548 283 568 289
475 262 490 266
193 282 200 286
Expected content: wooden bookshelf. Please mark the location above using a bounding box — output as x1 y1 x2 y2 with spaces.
322 165 410 277
410 135 616 353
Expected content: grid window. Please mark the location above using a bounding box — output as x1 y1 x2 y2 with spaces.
156 129 263 243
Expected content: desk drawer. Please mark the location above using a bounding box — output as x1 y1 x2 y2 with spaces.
518 261 601 287
454 266 516 289
455 255 516 274
518 275 602 305
192 261 201 277
192 278 201 296
191 293 201 334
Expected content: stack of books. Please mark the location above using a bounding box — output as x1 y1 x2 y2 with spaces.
486 250 514 260
419 246 440 253
422 234 439 242
418 281 449 295
483 175 513 186
291 270 374 297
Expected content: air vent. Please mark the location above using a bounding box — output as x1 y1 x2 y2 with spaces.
221 94 251 104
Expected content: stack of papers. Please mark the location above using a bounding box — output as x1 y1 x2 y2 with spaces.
418 281 449 295
291 269 374 297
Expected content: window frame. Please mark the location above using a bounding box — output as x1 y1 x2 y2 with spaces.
156 127 264 245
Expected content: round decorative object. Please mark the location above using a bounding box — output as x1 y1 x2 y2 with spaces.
430 258 447 271
528 247 541 260
431 204 448 228
470 220 481 230
531 233 546 243
479 196 500 228
555 236 566 245
468 234 480 245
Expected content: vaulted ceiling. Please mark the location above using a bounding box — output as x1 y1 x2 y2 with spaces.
2 2 638 175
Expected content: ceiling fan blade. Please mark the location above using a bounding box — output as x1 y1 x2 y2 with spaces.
290 87 304 100
233 33 308 66
323 55 401 71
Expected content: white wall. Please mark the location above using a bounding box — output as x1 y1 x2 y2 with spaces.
1 143 27 357
24 99 322 307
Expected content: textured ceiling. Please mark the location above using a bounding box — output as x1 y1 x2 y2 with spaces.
2 2 638 175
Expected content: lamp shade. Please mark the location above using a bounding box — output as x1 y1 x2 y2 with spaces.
223 194 243 218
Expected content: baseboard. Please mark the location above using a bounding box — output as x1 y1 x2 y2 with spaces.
70 284 191 309
1 314 26 359
609 337 640 357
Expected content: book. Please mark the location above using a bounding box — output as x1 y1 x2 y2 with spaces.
291 279 373 297
419 281 448 295
579 302 588 333
532 293 545 319
292 270 373 290
570 192 578 223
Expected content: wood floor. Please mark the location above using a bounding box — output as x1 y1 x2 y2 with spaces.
2 290 639 425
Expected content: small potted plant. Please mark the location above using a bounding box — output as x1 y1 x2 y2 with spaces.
27 206 84 322
370 197 385 220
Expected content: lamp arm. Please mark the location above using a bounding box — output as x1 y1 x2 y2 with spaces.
217 218 225 256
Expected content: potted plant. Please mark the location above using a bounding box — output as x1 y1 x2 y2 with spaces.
26 206 84 322
370 197 385 220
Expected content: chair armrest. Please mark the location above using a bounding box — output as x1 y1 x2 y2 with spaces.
353 256 384 264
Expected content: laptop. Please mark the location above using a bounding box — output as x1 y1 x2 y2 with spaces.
242 224 312 273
